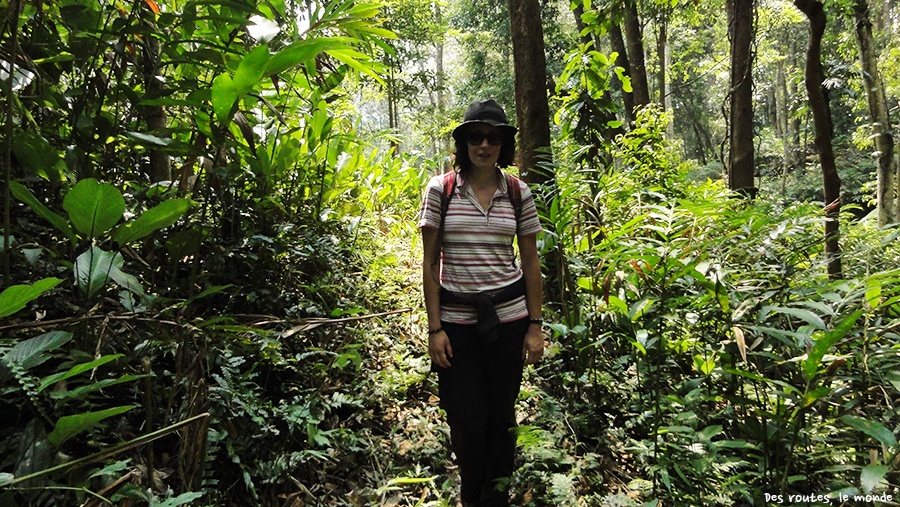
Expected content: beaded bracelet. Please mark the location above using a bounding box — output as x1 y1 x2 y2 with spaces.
428 327 443 335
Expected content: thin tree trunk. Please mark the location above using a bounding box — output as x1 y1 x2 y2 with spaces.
435 1 447 156
143 34 171 182
795 0 842 279
852 0 896 224
777 59 791 196
728 0 755 195
623 0 650 108
609 23 636 124
656 17 667 108
507 0 553 184
788 40 803 167
3 0 22 284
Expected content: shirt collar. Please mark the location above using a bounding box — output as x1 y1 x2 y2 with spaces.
456 167 506 194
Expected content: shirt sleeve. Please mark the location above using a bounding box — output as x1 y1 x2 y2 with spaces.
516 180 543 237
417 175 444 230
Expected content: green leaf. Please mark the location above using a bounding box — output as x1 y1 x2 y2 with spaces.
232 45 270 95
10 181 78 246
11 131 66 182
842 415 898 448
74 247 118 297
860 464 888 494
326 47 384 85
212 45 270 125
152 492 206 507
0 278 62 319
804 310 863 380
63 179 125 238
211 73 237 124
50 374 146 402
126 131 177 147
3 331 74 371
697 425 723 442
48 405 136 448
762 305 827 329
628 297 655 321
89 460 130 479
112 199 192 245
38 354 124 392
266 38 351 76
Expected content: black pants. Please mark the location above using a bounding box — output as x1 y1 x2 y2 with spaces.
435 317 529 507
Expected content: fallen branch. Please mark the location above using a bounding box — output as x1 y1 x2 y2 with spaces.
0 308 414 336
0 314 189 333
275 308 414 338
1 413 210 487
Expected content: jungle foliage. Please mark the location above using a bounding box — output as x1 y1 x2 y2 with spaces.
2 0 900 505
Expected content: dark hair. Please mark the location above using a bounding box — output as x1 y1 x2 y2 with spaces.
452 127 516 173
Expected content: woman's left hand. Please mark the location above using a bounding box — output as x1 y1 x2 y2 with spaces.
522 326 544 365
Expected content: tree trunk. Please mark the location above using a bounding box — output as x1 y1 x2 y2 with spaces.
795 0 842 279
143 34 171 183
852 0 896 224
728 0 755 195
656 17 667 108
572 2 596 47
609 23 636 124
507 0 553 184
777 59 791 196
571 2 623 146
622 0 650 108
387 57 399 155
435 1 448 156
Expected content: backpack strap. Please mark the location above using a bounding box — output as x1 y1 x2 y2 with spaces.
438 170 458 238
440 170 522 232
505 172 523 226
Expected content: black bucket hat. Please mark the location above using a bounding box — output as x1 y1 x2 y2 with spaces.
451 99 517 142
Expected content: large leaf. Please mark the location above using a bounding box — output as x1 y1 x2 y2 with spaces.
212 45 270 124
211 74 238 125
266 38 350 77
3 331 74 371
860 464 888 494
803 310 864 380
74 247 144 298
761 305 827 329
325 47 385 85
112 198 192 245
842 415 898 448
50 374 146 402
10 181 78 245
48 405 136 448
38 354 124 392
75 247 116 297
11 131 65 182
232 45 270 94
63 179 125 238
0 278 62 319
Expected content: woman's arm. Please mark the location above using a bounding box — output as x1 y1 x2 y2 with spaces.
519 232 544 365
422 226 453 368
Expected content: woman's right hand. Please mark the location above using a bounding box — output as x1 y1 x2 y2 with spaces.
428 330 453 369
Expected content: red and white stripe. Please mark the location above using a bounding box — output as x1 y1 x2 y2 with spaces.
418 170 542 325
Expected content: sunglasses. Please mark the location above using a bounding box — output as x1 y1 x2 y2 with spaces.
466 131 504 146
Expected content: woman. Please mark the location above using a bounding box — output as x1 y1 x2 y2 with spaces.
418 99 544 507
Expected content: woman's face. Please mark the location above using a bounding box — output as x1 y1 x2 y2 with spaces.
465 123 502 172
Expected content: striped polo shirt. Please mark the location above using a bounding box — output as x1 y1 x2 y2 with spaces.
418 169 542 325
